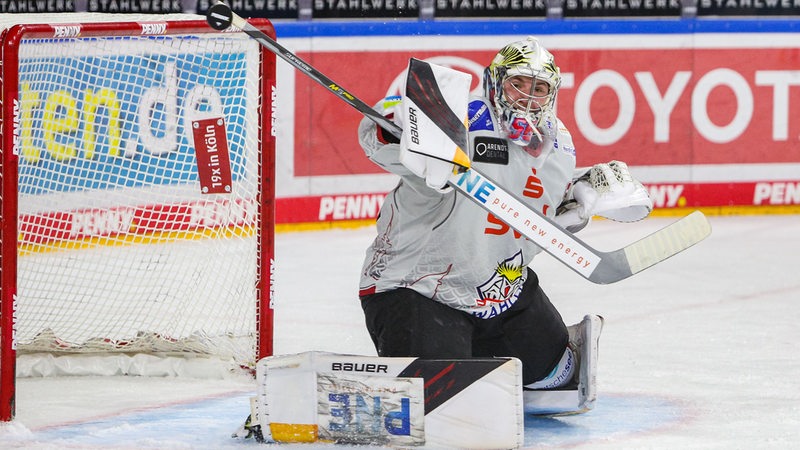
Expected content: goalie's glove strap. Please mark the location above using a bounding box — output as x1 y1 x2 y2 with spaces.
377 124 400 145
376 111 401 145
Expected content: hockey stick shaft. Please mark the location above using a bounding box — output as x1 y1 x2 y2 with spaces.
207 2 401 139
207 4 711 283
207 2 471 172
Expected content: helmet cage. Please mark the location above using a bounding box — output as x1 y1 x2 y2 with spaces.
487 63 560 131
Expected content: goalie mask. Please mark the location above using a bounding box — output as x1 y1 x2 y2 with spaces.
483 36 561 153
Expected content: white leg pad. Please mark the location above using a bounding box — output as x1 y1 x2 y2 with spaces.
250 351 524 449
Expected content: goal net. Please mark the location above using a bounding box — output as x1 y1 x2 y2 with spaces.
0 13 275 420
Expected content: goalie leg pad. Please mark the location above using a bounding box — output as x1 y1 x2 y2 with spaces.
248 352 524 449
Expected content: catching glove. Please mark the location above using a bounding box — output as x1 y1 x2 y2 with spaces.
556 160 653 230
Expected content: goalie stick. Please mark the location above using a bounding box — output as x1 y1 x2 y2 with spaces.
206 3 711 284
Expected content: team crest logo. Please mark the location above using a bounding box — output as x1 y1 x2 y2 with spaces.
475 251 524 307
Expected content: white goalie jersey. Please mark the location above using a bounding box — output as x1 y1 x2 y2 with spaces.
358 96 577 319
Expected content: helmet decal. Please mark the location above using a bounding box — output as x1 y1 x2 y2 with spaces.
494 44 529 68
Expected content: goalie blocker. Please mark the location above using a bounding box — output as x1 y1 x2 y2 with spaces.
237 318 602 449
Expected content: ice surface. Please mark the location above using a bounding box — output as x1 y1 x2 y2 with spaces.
2 214 799 449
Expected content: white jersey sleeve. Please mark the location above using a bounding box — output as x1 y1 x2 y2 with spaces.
357 98 406 175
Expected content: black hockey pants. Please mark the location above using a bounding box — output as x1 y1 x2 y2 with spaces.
360 268 569 385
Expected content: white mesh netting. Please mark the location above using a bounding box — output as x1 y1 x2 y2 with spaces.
2 15 269 375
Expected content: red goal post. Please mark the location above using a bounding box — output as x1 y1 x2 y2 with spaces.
0 14 275 421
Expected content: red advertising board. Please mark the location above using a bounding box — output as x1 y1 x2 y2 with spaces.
275 180 800 225
278 37 800 225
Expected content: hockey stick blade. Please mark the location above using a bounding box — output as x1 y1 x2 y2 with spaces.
615 210 712 280
449 168 710 283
